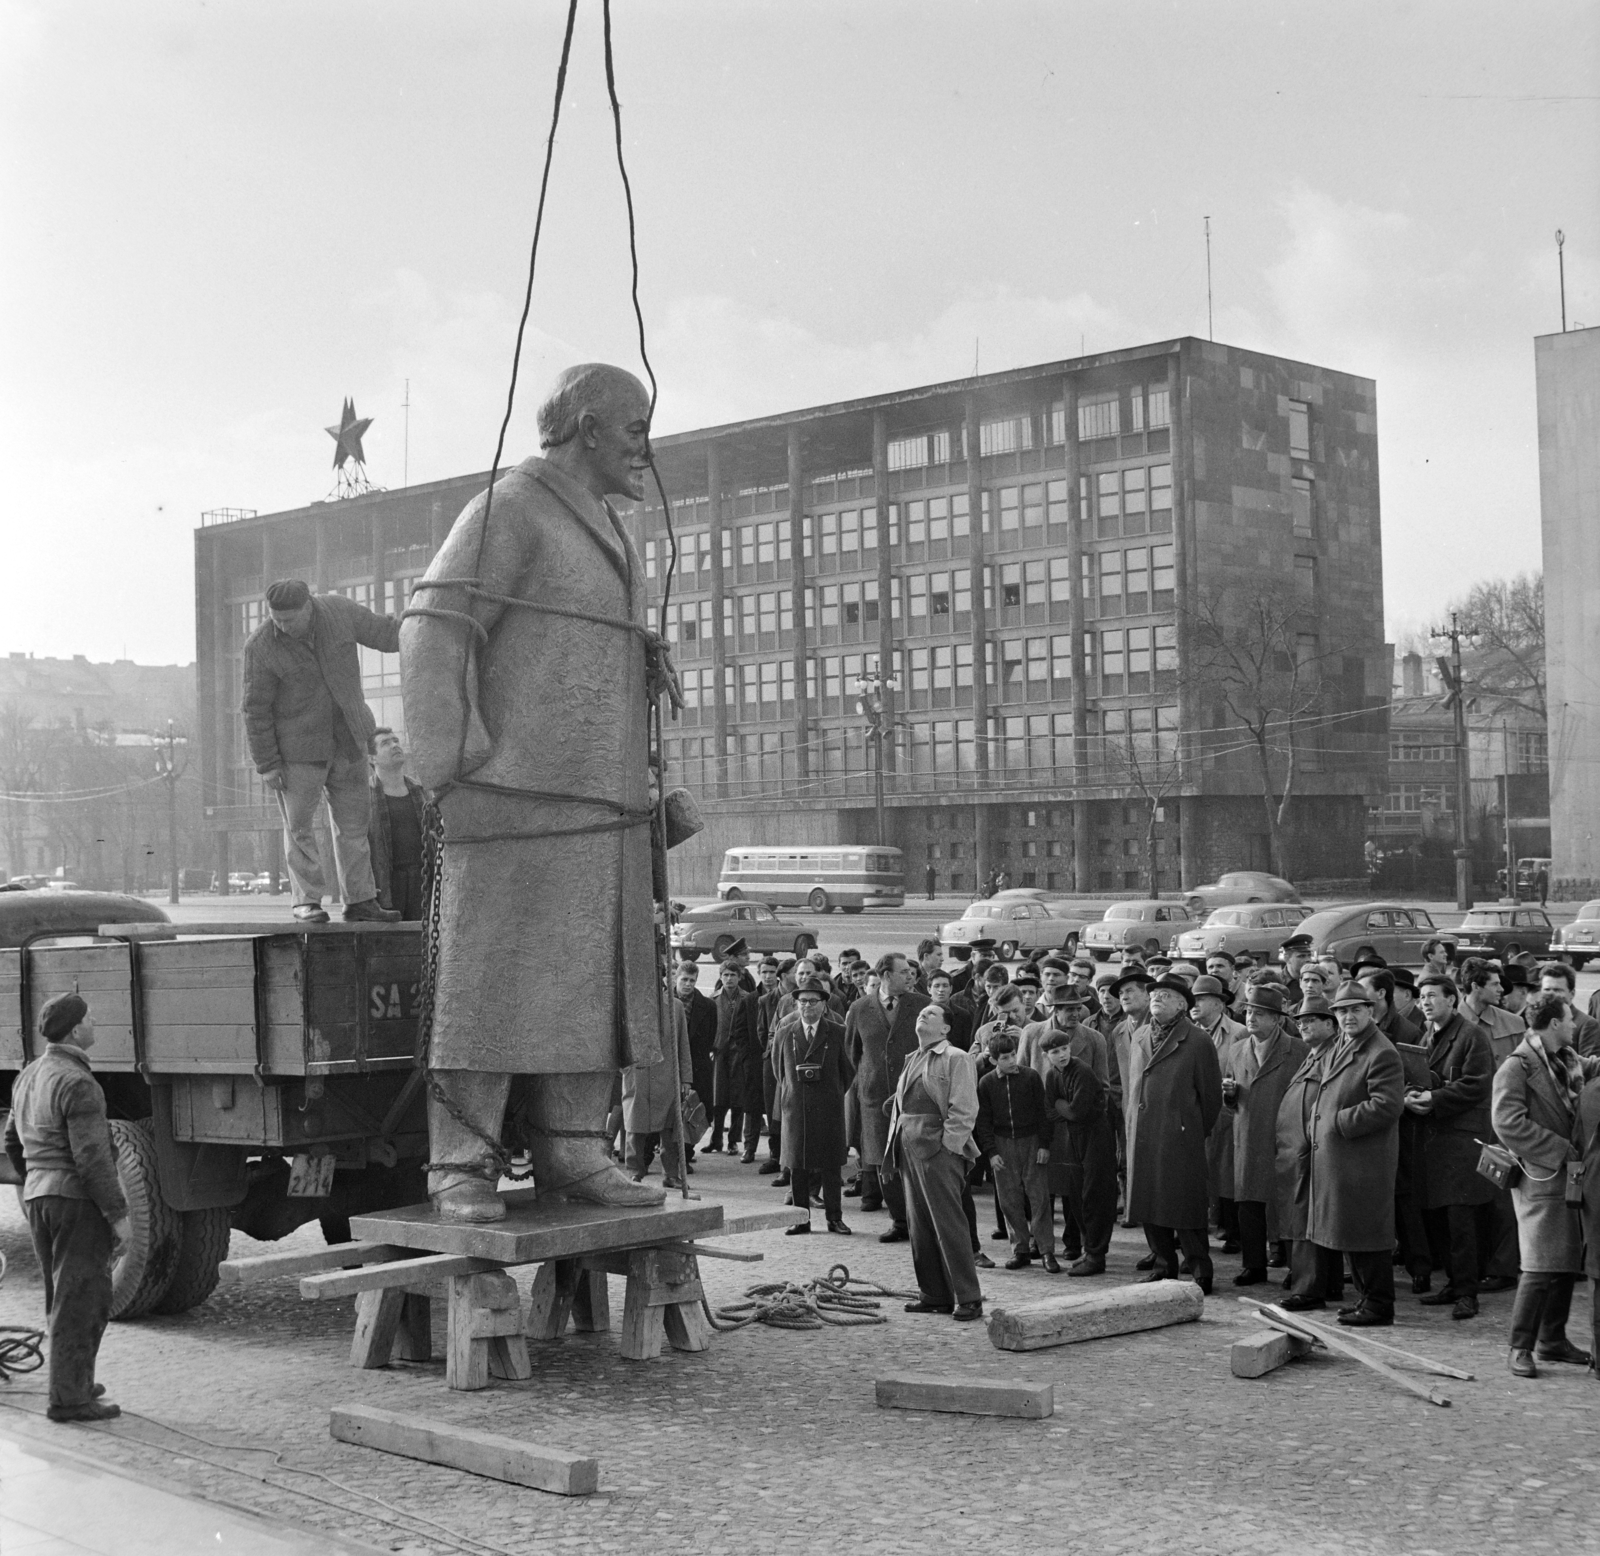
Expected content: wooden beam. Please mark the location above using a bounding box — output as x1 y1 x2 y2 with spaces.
986 1280 1205 1352
221 1242 407 1286
875 1375 1054 1419
329 1405 598 1496
300 1253 499 1300
350 1288 407 1369
716 1209 808 1236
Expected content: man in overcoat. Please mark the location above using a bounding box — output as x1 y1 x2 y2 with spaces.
622 995 694 1188
1222 982 1307 1285
1276 995 1345 1308
1125 975 1223 1293
1195 975 1246 1254
845 952 929 1238
774 979 855 1234
756 958 786 1174
710 959 762 1157
673 963 717 1157
1577 1072 1600 1367
1041 1030 1117 1275
399 364 667 1220
1286 982 1404 1326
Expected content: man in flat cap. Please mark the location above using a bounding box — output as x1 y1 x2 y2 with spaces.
4 995 131 1422
774 979 855 1235
243 576 402 925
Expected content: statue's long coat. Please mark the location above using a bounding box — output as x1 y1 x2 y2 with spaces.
399 456 661 1074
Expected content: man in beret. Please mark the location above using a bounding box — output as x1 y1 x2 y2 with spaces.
3 995 131 1422
243 576 402 925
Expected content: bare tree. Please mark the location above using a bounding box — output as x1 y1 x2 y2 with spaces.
1098 713 1182 895
1450 572 1545 722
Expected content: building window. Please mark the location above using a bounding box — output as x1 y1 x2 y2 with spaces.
1391 737 1452 762
740 595 757 640
910 647 931 693
1382 783 1456 815
998 487 1020 531
1155 624 1178 684
1001 564 1022 609
955 641 973 689
1516 731 1549 771
864 579 880 624
929 572 951 619
1079 397 1120 441
819 513 838 557
1288 400 1311 459
842 580 861 626
1099 550 1123 607
1152 544 1176 610
1046 479 1071 526
1048 556 1072 604
840 510 860 554
1001 639 1024 689
822 657 841 702
1023 484 1044 527
780 661 795 704
1051 634 1073 683
953 569 971 616
980 417 1033 457
1101 629 1125 693
644 540 657 579
1124 548 1149 613
1026 638 1049 682
1023 559 1047 607
1292 477 1313 539
757 593 778 636
1127 627 1152 692
888 435 929 471
820 584 840 628
909 575 927 621
1295 556 1316 601
1151 465 1173 525
951 493 971 538
932 645 954 691
926 496 950 543
1148 387 1171 429
759 662 779 705
741 663 759 706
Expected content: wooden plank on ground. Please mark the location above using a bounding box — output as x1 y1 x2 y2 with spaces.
300 1253 499 1300
1231 1328 1313 1378
329 1404 597 1496
875 1374 1054 1419
717 1209 809 1236
220 1242 407 1285
986 1280 1205 1352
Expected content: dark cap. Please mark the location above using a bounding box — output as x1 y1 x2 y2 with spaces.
1279 934 1313 954
1149 974 1194 1007
40 992 88 1041
966 937 997 952
265 578 311 610
1190 975 1229 1002
1388 966 1418 993
1296 993 1336 1023
794 978 828 1001
1109 969 1154 995
1330 981 1375 1011
1500 963 1531 989
1244 983 1286 1015
1349 953 1389 978
947 944 974 961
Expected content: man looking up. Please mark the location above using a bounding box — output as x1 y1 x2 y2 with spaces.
366 727 426 921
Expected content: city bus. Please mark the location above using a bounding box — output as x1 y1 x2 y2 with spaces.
717 846 905 913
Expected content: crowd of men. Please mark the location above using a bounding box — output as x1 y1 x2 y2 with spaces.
635 928 1600 1370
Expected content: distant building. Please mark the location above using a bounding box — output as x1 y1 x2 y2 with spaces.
1538 324 1600 896
193 336 1390 892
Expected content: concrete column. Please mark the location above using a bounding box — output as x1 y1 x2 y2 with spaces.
708 440 730 799
1169 349 1199 891
872 411 897 773
965 395 990 887
1074 799 1093 893
788 428 810 781
1179 794 1200 891
1060 376 1093 891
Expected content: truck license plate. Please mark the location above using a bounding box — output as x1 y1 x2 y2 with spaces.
287 1153 337 1198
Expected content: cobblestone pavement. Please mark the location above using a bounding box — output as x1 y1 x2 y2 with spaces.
3 1156 1597 1556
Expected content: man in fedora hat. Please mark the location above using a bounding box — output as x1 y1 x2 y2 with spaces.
1109 966 1155 1226
1125 974 1224 1293
1223 982 1307 1285
1193 974 1246 1254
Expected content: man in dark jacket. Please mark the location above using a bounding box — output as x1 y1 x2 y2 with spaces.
774 980 855 1234
926 971 974 1051
708 960 760 1156
974 1031 1055 1271
3 995 131 1422
1042 1029 1117 1276
365 727 427 920
243 578 402 924
1414 974 1498 1320
674 963 717 1155
1125 975 1224 1293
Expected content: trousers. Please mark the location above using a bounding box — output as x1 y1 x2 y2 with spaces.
859 1164 908 1229
1143 1224 1213 1284
1509 1272 1577 1351
275 753 376 906
1288 1240 1346 1301
1236 1199 1279 1272
791 1168 841 1221
25 1195 113 1412
992 1137 1053 1259
899 1146 982 1309
1427 1202 1497 1298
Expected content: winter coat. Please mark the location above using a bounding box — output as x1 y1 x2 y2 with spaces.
1492 1039 1592 1274
677 988 718 1108
1202 1013 1247 1201
622 1000 694 1134
1225 1024 1308 1234
1125 1014 1223 1231
1043 1056 1116 1199
1580 1078 1600 1278
1019 1017 1108 1086
398 457 659 1073
845 990 930 1167
774 1013 855 1171
367 775 427 913
1421 1010 1497 1209
712 989 763 1113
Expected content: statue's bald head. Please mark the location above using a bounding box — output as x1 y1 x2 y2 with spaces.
537 364 650 451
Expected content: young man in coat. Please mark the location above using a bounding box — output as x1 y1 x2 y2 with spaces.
1125 975 1224 1293
1222 982 1307 1285
755 958 787 1175
1413 974 1498 1320
674 962 717 1153
365 727 427 920
885 1003 984 1320
925 971 974 1052
845 953 929 1238
709 959 760 1156
775 980 855 1235
973 1030 1055 1272
1282 982 1404 1326
1041 1029 1118 1275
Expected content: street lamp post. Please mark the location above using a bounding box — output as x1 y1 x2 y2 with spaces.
854 670 900 848
1430 613 1476 912
154 719 186 905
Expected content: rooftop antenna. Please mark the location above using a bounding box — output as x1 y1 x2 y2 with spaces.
974 337 980 377
402 378 411 486
1205 215 1214 341
1557 230 1567 332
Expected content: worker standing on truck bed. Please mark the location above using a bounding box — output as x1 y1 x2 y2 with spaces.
242 577 403 925
3 994 131 1423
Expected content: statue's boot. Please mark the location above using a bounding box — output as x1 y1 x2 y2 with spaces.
426 1070 510 1222
529 1073 666 1207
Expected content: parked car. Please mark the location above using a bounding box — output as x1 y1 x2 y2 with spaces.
246 872 276 894
1294 902 1451 969
227 872 256 892
942 899 1091 960
1183 872 1301 914
1552 900 1600 969
41 879 81 893
1173 902 1312 963
1449 905 1555 961
670 900 817 961
1082 900 1198 961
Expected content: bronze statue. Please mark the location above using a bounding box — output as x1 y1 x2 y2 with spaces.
400 363 669 1221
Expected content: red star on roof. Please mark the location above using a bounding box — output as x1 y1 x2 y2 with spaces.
326 399 373 470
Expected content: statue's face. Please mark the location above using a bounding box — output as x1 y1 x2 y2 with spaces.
585 387 653 500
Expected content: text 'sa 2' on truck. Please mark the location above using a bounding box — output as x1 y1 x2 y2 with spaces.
0 892 428 1320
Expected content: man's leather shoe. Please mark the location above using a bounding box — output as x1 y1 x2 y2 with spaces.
1043 1254 1063 1273
1478 1275 1517 1294
1278 1293 1325 1312
785 1221 811 1235
1419 1287 1459 1306
1135 1253 1157 1271
1536 1339 1593 1366
989 1228 1009 1240
1178 1257 1195 1275
1004 1254 1031 1271
1452 1295 1479 1320
904 1299 953 1314
1219 1240 1241 1256
1193 1268 1214 1296
740 1152 757 1164
1268 1250 1289 1269
343 898 400 922
1411 1274 1432 1295
843 1182 862 1197
758 1159 781 1175
879 1226 909 1243
47 1399 121 1423
1339 1307 1393 1328
826 1219 852 1235
1137 1269 1169 1284
952 1302 984 1322
772 1172 791 1187
1510 1347 1538 1378
859 1198 883 1212
292 902 329 924
1233 1269 1268 1287
974 1251 995 1269
1067 1257 1104 1276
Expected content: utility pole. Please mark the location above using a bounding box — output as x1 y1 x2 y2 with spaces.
1204 216 1214 341
1502 719 1516 903
155 719 185 904
1557 231 1567 332
855 669 900 848
1432 613 1473 911
402 378 412 486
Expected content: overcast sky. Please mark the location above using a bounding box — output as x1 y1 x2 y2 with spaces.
3 0 1596 666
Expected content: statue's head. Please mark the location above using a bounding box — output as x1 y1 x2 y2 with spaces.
537 363 653 501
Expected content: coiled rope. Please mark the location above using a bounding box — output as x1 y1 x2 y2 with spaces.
0 1248 46 1383
703 1263 921 1333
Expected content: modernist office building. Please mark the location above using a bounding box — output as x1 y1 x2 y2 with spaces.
194 336 1389 896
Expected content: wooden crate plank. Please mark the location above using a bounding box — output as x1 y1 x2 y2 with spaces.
329 1404 597 1496
1231 1328 1314 1378
875 1374 1054 1419
986 1281 1205 1352
300 1253 499 1300
220 1241 407 1285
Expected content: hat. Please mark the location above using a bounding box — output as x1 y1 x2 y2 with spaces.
966 937 997 952
947 944 974 961
794 978 828 1001
1190 975 1229 1002
1388 966 1418 993
1149 974 1194 1007
39 991 88 1041
1349 953 1389 978
1093 969 1120 988
1205 949 1238 967
1500 963 1531 990
265 578 311 610
1244 983 1286 1015
1279 934 1313 955
1147 955 1173 971
1168 961 1201 984
1329 980 1375 1011
1109 969 1154 996
1296 993 1336 1023
1050 983 1090 1007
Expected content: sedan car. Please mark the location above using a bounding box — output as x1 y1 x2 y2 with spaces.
1173 902 1312 962
1551 900 1600 969
1183 872 1301 914
1450 906 1555 961
1294 902 1450 969
942 899 1091 960
670 900 817 961
1082 900 1198 961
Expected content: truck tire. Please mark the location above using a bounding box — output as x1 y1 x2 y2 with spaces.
109 1119 181 1320
149 1206 232 1315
